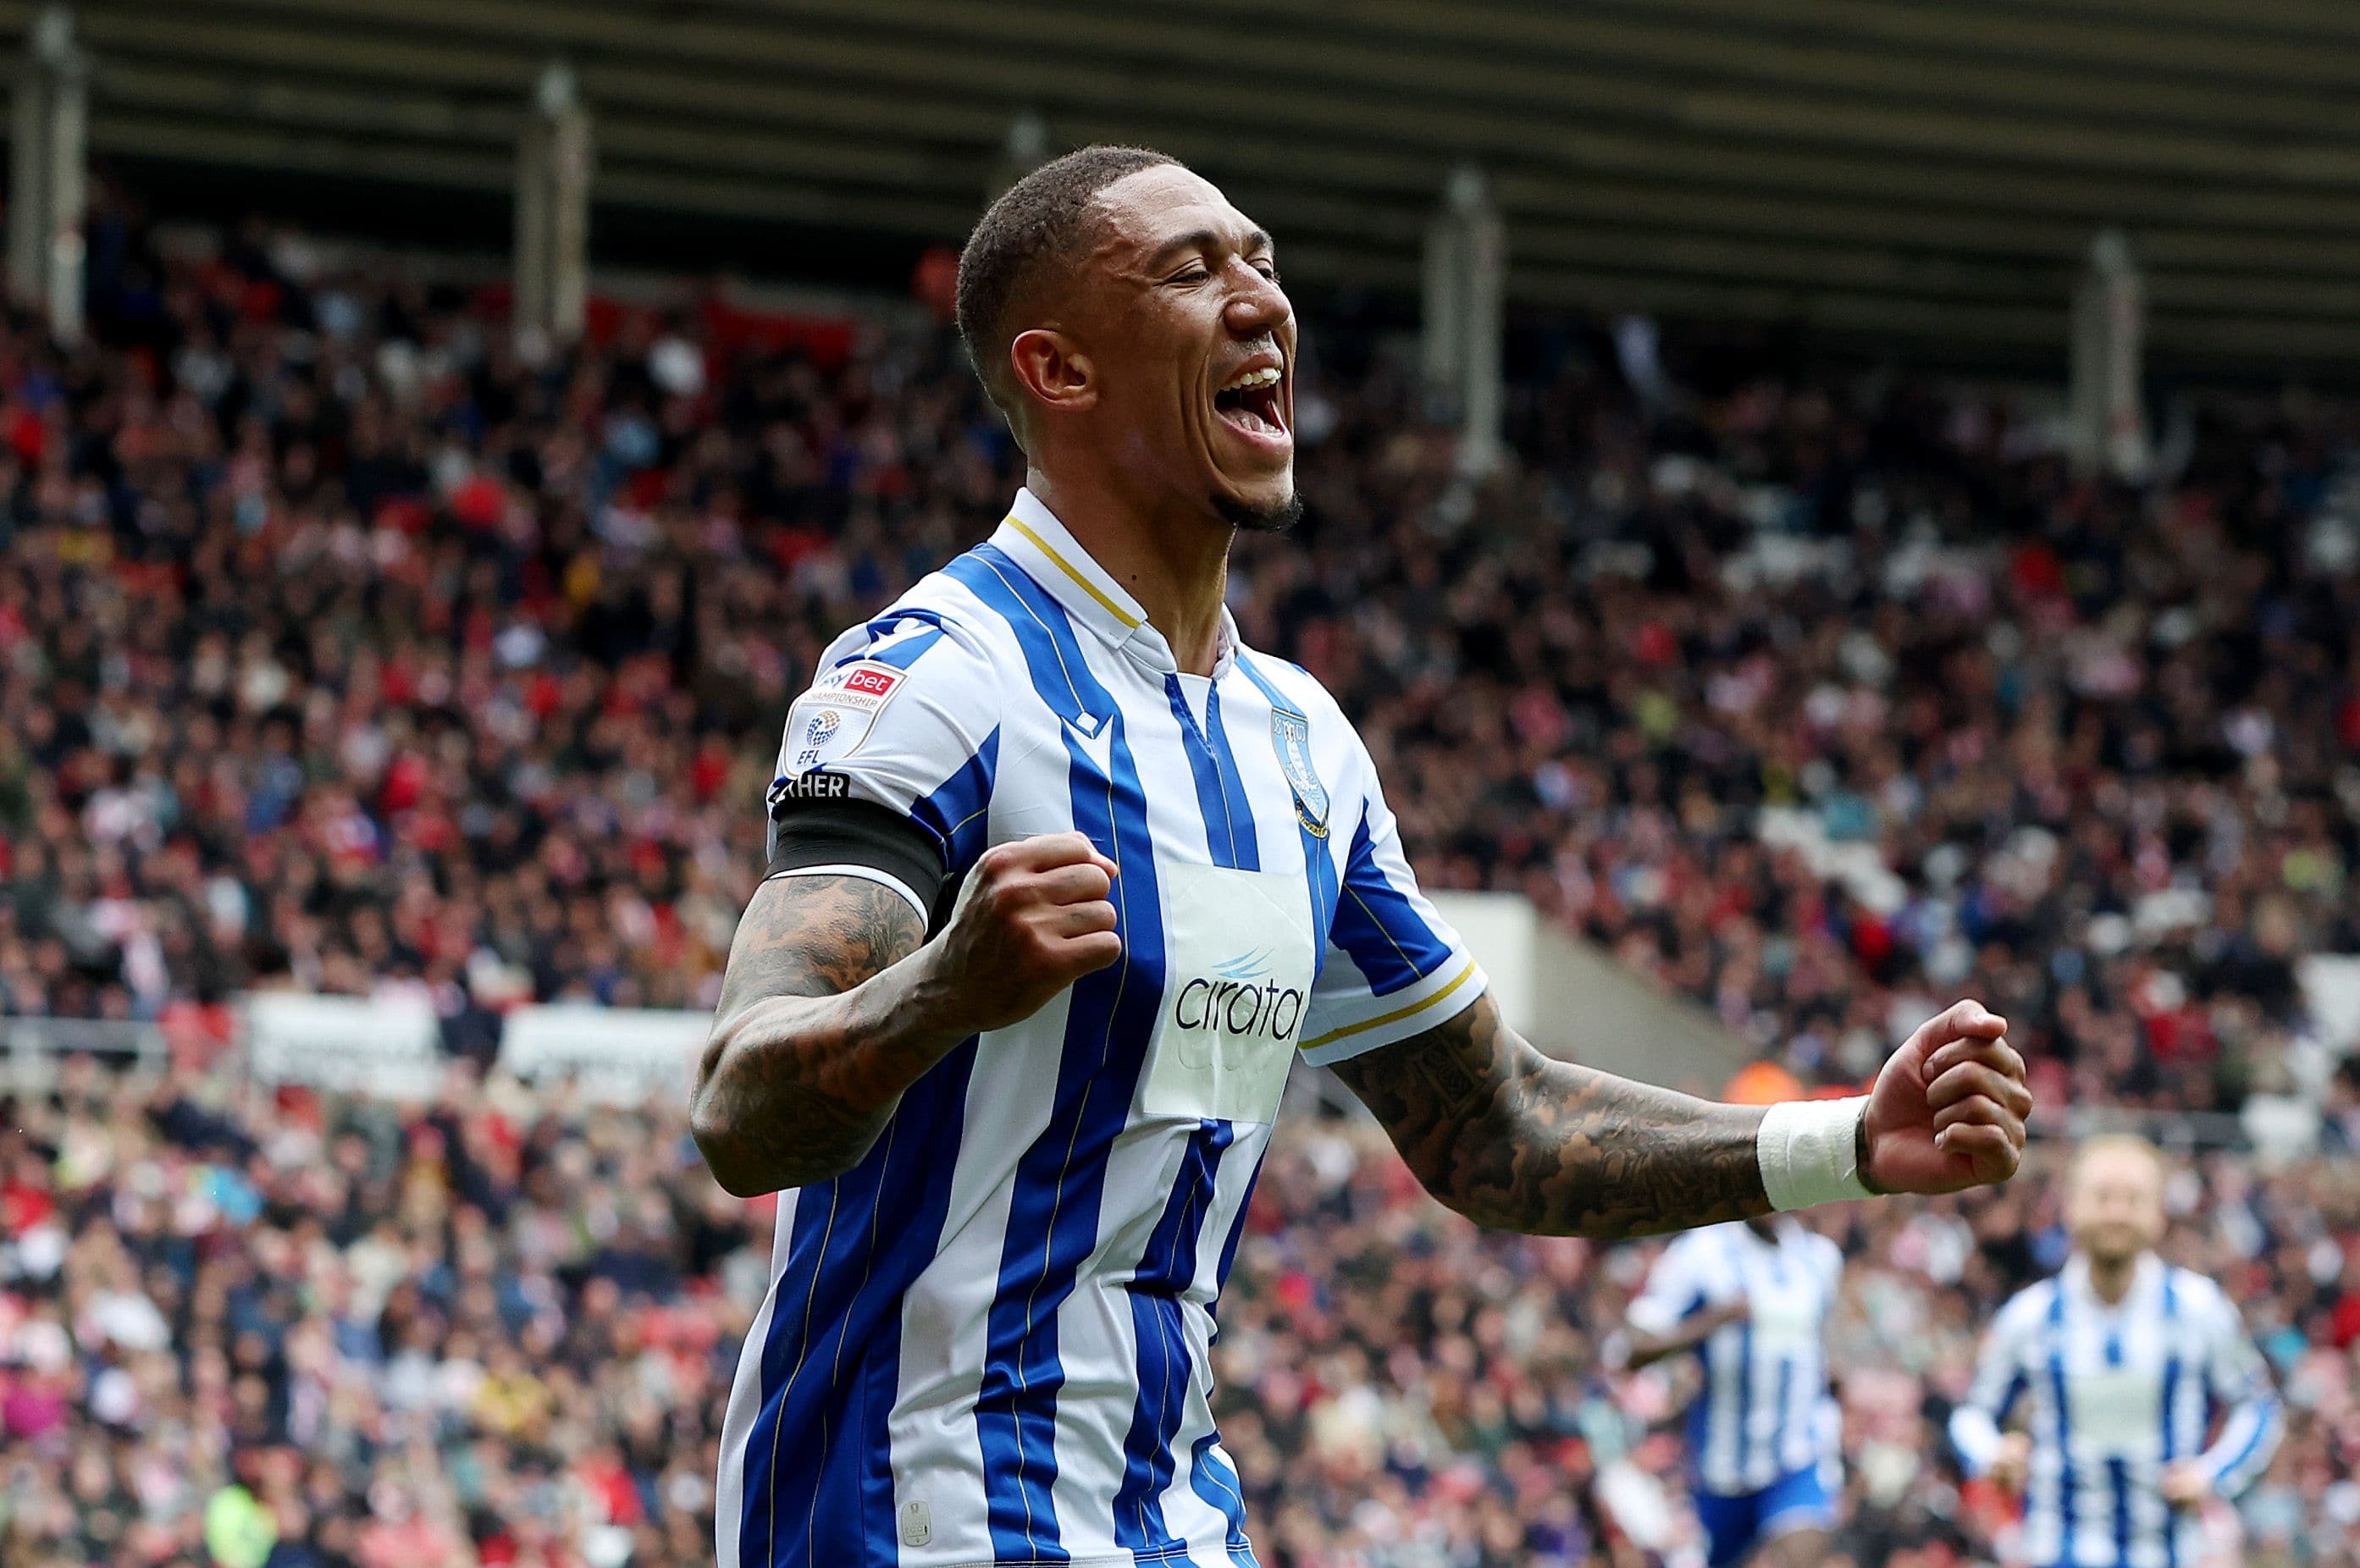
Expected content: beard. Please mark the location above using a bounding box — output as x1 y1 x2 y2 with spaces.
1214 488 1303 534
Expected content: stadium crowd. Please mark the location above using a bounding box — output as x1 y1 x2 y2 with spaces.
2 189 2359 1562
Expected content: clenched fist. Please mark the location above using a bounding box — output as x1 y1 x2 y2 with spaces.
927 832 1123 1036
1863 999 2032 1195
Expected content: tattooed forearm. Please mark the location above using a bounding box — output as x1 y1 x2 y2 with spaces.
690 874 945 1196
1330 992 1771 1239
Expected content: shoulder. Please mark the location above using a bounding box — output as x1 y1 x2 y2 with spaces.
1639 1229 1697 1279
2162 1268 2241 1333
1805 1231 1843 1278
1234 647 1380 806
1992 1278 2060 1336
1658 1223 1733 1273
1237 649 1358 742
802 578 1025 709
819 569 1012 671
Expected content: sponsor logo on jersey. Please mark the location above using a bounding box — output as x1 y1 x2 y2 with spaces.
778 658 909 775
1141 864 1316 1124
1169 947 1307 1052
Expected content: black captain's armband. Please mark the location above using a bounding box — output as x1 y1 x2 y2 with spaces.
765 790 953 930
767 771 852 807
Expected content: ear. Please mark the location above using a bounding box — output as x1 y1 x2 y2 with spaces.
1007 327 1097 417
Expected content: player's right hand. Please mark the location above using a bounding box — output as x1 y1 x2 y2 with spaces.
927 832 1122 1035
1987 1432 2033 1493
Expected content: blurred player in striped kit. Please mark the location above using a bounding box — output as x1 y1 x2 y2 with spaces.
1621 1217 1845 1568
1951 1137 2283 1568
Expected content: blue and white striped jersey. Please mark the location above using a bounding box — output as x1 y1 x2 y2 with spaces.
1949 1254 2283 1568
716 489 1488 1568
1627 1219 1844 1496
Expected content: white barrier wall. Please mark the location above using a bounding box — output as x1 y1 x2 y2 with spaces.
1429 891 1749 1095
500 1004 705 1106
242 990 445 1099
1426 891 1536 1038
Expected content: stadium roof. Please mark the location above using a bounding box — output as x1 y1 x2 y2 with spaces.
30 0 2360 369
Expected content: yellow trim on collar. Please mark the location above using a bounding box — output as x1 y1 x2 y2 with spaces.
1005 515 1143 630
1297 959 1478 1053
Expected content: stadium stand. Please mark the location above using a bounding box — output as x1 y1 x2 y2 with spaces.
3 188 2359 1565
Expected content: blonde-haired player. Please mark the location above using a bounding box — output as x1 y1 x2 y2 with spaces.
1950 1136 2281 1568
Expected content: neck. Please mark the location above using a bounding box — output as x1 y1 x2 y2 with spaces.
2085 1252 2141 1306
1027 466 1233 676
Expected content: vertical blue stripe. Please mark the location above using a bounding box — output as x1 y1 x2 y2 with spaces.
1233 654 1341 981
1186 1433 1262 1567
2108 1455 2132 1568
2159 1273 2181 1568
2048 1284 2076 1565
1328 813 1454 994
733 1039 981 1568
1201 683 1261 872
1211 1146 1267 1294
1197 1140 1270 1565
1114 1121 1236 1553
1993 1370 2026 1427
1164 676 1260 872
909 726 1001 880
1734 1319 1757 1484
948 546 1169 1565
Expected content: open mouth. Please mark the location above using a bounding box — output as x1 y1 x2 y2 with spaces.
1213 364 1287 443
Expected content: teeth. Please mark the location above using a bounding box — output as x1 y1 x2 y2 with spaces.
1222 366 1282 392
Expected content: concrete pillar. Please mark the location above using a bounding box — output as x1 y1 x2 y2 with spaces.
989 110 1049 202
2070 228 2147 483
1421 163 1506 475
10 5 86 344
515 61 592 346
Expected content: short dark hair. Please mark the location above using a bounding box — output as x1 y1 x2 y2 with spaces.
955 144 1180 416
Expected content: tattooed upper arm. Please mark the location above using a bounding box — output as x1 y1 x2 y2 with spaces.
711 872 926 1016
1328 990 1771 1239
690 873 929 1196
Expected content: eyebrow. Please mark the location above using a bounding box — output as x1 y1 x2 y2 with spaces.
1146 227 1276 272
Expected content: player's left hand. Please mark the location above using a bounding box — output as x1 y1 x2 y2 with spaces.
1860 1000 2031 1195
2159 1461 2213 1510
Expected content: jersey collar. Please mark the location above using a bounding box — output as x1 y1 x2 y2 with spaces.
992 489 1238 676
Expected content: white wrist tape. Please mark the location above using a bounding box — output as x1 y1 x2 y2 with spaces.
1756 1096 1875 1211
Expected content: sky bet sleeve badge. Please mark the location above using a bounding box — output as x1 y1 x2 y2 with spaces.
780 659 906 773
1270 709 1329 835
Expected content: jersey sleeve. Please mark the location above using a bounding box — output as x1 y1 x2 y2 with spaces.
765 610 1003 925
2192 1282 2283 1495
1296 722 1488 1065
1950 1285 2039 1476
1625 1234 1709 1338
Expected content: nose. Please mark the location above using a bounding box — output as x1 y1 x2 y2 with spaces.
1223 261 1291 340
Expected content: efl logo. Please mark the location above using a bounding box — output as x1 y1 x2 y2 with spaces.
843 667 899 698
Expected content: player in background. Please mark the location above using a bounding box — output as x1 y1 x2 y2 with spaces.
1618 1217 1844 1568
1950 1137 2283 1568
